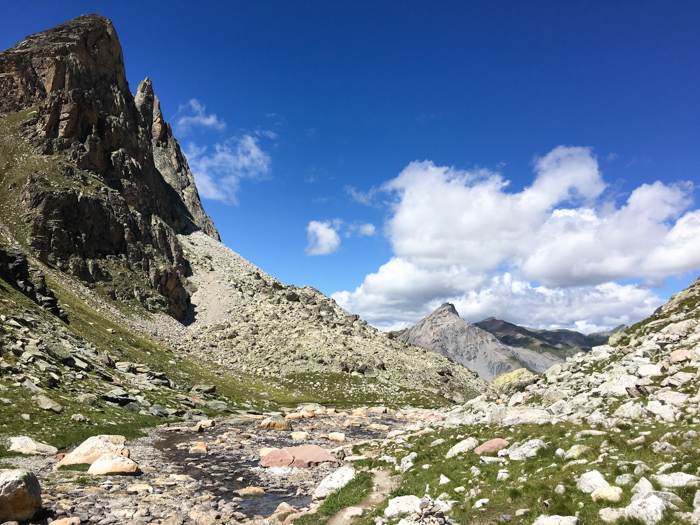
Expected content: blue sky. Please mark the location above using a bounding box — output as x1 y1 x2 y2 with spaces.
2 1 699 332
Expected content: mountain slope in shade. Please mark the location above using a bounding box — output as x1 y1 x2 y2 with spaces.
398 303 562 381
474 317 627 357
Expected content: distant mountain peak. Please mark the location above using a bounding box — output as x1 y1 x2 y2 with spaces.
432 302 460 317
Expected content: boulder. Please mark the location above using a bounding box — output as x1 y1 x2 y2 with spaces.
237 486 265 497
35 394 63 412
56 435 127 467
260 445 339 468
577 470 609 493
652 472 700 488
625 493 666 524
8 436 58 456
446 437 479 458
261 417 292 430
532 516 580 525
312 466 355 501
384 495 421 519
491 368 537 395
474 438 509 455
0 469 42 523
328 432 346 442
87 453 140 475
592 486 623 502
507 439 546 461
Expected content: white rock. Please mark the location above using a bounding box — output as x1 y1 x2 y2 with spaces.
652 472 700 488
497 470 510 481
577 470 609 493
645 401 676 422
313 466 356 501
592 486 623 502
633 477 654 495
625 493 666 524
0 469 42 523
8 436 58 456
600 373 638 397
439 474 451 485
531 515 581 525
445 437 479 459
656 391 689 407
613 401 646 420
508 439 547 461
473 498 489 509
637 364 663 378
399 452 417 473
599 508 625 523
564 445 589 460
384 495 421 519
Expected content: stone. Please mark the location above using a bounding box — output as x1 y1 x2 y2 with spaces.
384 495 422 519
577 470 609 493
446 437 479 458
599 508 625 523
439 474 451 484
652 472 700 488
328 432 346 442
0 469 42 523
507 439 546 460
531 516 580 525
592 486 623 502
237 486 265 497
613 401 646 420
564 445 589 460
35 394 63 412
291 431 310 440
51 518 82 525
312 466 355 501
57 435 127 467
625 493 666 524
491 368 537 395
261 417 292 430
260 445 339 468
189 442 207 454
637 364 663 378
474 438 509 455
269 502 298 523
76 393 98 406
87 453 140 475
8 436 58 456
670 349 692 363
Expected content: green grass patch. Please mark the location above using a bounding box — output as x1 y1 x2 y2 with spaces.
293 470 374 525
57 463 91 472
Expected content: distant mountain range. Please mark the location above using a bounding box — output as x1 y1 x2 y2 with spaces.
394 304 627 381
474 317 626 358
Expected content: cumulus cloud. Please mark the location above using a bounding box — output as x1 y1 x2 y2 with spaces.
174 99 226 134
185 135 271 204
306 220 341 256
333 146 700 331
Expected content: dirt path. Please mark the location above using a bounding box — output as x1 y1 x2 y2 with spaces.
327 469 397 525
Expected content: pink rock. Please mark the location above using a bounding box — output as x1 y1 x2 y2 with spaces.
260 445 339 468
670 349 692 364
474 438 509 455
260 448 294 467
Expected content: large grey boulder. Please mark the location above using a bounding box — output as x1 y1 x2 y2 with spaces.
577 470 609 493
0 469 42 522
507 439 546 460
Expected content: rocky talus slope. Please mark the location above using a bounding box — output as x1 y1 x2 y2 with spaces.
399 303 561 380
144 232 487 403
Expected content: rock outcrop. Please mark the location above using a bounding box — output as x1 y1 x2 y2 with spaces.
399 303 561 380
0 14 218 319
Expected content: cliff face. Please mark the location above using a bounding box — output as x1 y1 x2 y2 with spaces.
399 303 562 380
0 15 218 319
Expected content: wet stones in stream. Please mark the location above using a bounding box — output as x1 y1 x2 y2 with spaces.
3 408 410 524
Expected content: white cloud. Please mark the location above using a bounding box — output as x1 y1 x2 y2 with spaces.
358 223 376 236
333 146 700 332
185 135 271 204
306 220 341 256
345 185 378 205
174 99 226 134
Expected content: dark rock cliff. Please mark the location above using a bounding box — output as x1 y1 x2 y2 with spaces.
0 14 219 319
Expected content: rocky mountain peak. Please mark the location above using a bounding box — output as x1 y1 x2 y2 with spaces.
0 15 218 319
431 302 460 318
400 303 561 381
